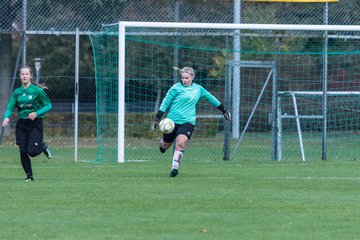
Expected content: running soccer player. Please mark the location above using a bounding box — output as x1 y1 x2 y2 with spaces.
152 67 231 177
2 66 52 181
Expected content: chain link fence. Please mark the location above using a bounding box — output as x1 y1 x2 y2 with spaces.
0 0 359 162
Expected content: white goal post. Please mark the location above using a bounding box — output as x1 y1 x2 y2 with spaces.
117 21 360 163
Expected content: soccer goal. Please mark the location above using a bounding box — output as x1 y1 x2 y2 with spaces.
90 22 360 163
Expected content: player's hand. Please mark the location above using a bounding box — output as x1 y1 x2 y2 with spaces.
2 118 9 127
223 110 231 121
28 112 37 121
151 119 159 131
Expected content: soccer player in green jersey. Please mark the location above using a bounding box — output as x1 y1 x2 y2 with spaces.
152 67 231 177
2 66 52 181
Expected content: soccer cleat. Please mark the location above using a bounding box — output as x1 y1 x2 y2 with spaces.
169 169 178 177
25 176 34 182
43 142 52 159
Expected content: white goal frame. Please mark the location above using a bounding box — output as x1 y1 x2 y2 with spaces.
117 21 360 163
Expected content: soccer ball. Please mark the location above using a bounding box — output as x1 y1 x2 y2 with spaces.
159 118 175 134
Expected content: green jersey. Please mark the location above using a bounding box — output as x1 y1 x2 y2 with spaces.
159 82 221 125
4 83 52 119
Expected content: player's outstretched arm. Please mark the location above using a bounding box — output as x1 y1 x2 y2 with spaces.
217 104 231 121
151 110 165 130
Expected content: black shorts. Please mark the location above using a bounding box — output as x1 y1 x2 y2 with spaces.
163 122 195 143
16 118 43 146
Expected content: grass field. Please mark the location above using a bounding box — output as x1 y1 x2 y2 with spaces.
1 157 360 239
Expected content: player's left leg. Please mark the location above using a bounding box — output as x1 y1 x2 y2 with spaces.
42 142 52 159
169 134 187 177
27 118 45 157
167 123 194 177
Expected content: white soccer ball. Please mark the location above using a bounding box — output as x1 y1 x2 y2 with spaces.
159 118 175 134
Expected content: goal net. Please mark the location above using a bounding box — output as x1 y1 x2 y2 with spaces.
89 22 360 162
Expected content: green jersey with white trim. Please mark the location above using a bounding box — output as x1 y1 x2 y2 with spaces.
159 82 221 125
4 83 52 119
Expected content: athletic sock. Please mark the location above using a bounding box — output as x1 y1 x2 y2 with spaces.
171 150 183 170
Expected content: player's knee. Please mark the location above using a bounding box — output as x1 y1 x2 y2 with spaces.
27 145 42 157
163 142 172 150
27 150 37 157
175 143 185 151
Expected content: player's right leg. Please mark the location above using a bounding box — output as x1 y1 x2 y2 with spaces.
159 138 172 153
159 129 177 153
19 144 34 181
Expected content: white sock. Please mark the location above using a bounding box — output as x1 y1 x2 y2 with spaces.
171 150 183 170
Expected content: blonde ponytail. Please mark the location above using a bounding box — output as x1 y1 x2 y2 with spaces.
173 66 195 77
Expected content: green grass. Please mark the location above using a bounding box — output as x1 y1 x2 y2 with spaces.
1 159 360 239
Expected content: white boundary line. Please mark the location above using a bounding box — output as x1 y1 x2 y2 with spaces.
266 176 360 181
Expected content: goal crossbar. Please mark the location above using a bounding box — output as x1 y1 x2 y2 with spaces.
279 91 360 96
119 21 360 32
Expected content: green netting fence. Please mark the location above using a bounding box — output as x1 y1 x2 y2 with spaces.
90 25 360 163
